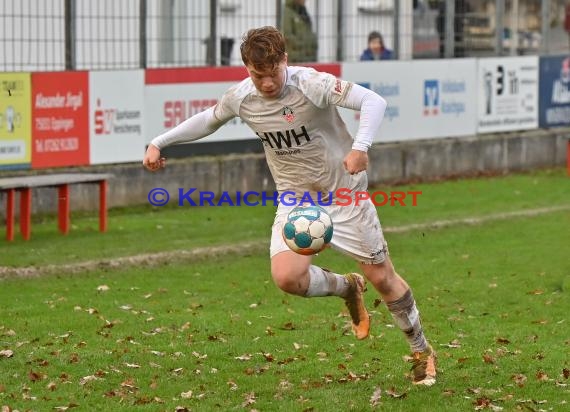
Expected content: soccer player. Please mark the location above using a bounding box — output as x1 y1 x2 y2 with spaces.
143 26 437 386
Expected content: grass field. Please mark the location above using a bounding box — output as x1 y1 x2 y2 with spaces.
0 169 569 411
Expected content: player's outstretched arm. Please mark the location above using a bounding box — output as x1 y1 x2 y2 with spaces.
142 105 231 172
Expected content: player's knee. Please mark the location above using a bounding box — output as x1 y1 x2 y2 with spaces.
362 260 397 293
271 251 311 295
271 266 305 295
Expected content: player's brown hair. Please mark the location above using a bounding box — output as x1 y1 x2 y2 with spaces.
240 26 286 70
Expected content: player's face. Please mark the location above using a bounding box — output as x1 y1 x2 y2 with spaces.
246 60 287 99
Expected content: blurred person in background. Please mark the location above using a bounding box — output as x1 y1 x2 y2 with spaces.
282 0 318 63
360 31 394 61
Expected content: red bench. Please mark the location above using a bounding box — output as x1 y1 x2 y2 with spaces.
0 173 113 241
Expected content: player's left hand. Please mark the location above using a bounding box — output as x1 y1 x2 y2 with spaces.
343 149 369 175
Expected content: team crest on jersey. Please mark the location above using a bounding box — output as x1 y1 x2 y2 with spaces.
334 79 343 93
282 106 295 123
333 78 347 96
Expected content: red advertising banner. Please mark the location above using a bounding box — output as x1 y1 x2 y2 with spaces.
31 71 89 168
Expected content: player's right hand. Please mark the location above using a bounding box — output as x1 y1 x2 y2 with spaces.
143 144 166 171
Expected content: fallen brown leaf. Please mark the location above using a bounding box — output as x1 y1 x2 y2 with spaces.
242 391 256 407
79 375 98 385
53 403 79 411
511 373 527 387
532 352 545 360
442 339 462 348
261 352 274 362
385 386 406 399
281 322 295 330
369 387 382 406
120 378 138 391
474 397 491 408
536 371 549 381
28 370 44 382
483 354 495 364
473 397 503 410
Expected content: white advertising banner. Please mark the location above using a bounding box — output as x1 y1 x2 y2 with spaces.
89 70 145 164
476 56 539 133
144 82 255 144
340 59 478 142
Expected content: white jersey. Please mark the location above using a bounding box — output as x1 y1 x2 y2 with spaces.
213 66 367 199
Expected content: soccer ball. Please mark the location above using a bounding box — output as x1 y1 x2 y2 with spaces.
282 205 333 255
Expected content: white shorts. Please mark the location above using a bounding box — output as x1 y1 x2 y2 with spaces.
270 199 389 264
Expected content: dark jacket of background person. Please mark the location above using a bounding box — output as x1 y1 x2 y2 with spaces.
360 31 394 60
360 48 393 60
282 0 318 63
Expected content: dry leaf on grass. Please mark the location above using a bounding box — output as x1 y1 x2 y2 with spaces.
511 373 527 387
242 391 256 407
369 387 382 406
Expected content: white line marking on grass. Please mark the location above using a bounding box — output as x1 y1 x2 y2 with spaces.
1 205 569 279
383 205 570 233
0 244 256 279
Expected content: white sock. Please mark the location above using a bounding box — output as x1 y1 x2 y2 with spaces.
386 289 428 353
305 266 350 297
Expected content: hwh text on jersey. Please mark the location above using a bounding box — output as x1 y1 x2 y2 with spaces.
255 125 310 149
